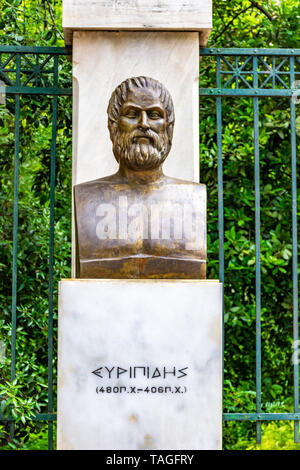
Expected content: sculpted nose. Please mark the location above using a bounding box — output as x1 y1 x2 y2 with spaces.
138 111 150 130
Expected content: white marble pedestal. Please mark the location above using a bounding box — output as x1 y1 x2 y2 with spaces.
57 279 222 450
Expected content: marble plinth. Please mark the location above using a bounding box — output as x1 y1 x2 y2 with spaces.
63 0 212 45
57 279 222 450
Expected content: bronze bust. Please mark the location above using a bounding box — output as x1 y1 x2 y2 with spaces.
74 76 206 279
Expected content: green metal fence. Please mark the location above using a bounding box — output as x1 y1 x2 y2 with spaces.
0 45 72 450
0 45 299 449
200 47 300 444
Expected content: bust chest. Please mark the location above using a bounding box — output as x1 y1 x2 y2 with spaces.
74 180 206 278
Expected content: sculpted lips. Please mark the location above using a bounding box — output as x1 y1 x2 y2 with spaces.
131 131 157 146
132 135 153 144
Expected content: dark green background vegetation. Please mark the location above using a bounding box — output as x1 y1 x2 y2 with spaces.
0 0 299 450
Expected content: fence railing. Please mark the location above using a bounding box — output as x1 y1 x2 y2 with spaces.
200 47 300 444
0 45 72 450
0 45 299 449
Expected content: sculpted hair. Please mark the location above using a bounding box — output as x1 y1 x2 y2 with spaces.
107 76 175 144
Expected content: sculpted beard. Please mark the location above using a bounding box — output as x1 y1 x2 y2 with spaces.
113 128 170 170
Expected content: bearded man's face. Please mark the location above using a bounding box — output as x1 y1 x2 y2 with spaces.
112 88 172 171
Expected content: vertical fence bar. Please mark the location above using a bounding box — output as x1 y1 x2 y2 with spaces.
290 56 299 443
48 95 58 450
48 55 59 450
253 56 262 444
11 96 20 384
216 56 225 404
216 56 225 286
10 53 21 440
10 95 20 439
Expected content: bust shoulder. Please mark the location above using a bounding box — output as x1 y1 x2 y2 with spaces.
74 173 206 192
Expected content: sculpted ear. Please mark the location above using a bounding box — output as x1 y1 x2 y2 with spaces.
167 122 174 148
108 120 118 141
108 121 120 162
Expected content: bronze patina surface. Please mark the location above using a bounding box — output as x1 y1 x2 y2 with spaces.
74 76 206 279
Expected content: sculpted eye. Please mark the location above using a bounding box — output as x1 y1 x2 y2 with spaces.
125 109 138 118
148 110 162 119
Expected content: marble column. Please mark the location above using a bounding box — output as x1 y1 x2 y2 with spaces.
72 31 201 185
62 0 212 275
59 2 220 451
